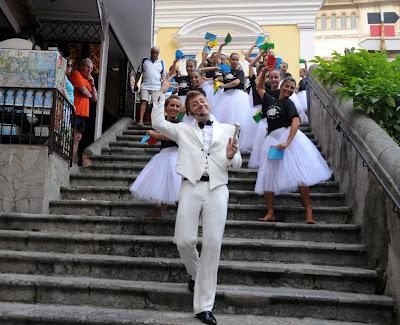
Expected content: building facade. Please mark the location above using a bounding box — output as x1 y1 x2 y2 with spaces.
154 0 324 77
315 0 400 57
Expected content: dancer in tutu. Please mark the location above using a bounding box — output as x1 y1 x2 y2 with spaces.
213 53 250 126
248 69 281 167
170 58 197 104
254 72 332 224
129 95 183 217
240 47 279 154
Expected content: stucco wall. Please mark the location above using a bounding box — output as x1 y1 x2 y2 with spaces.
156 24 301 81
0 145 69 214
262 25 300 81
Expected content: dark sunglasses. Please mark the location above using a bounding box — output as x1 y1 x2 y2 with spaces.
67 64 73 68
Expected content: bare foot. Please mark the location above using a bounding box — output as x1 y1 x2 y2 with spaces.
258 213 275 222
305 207 315 224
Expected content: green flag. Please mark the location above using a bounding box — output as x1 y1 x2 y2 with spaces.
176 112 185 121
253 109 263 123
259 42 274 51
224 33 232 44
299 58 306 64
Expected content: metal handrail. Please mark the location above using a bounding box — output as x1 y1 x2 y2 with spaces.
307 78 400 213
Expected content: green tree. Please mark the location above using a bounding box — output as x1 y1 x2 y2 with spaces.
312 50 400 143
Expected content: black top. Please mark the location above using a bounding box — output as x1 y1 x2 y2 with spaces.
249 75 279 106
222 69 244 91
175 76 191 96
205 62 220 79
160 119 180 149
261 92 298 134
298 78 308 92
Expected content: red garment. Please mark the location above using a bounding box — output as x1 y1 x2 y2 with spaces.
69 71 92 117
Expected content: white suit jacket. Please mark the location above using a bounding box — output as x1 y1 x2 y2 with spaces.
151 92 242 190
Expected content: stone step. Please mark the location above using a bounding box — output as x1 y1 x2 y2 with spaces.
102 145 323 158
0 214 361 243
91 152 330 170
110 137 319 149
0 230 366 267
0 303 379 325
79 164 259 179
80 164 333 182
0 250 376 294
123 124 313 133
49 200 352 224
69 173 338 192
60 185 345 207
0 274 392 324
117 133 316 143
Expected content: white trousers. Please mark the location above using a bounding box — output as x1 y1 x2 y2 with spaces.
174 180 229 314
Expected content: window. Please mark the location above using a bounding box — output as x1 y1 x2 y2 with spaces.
321 14 327 30
331 14 336 30
340 14 346 30
351 13 357 29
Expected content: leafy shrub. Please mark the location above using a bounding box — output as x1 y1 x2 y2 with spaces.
312 50 400 144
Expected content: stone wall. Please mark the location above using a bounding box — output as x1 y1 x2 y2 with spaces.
0 145 69 214
308 69 400 323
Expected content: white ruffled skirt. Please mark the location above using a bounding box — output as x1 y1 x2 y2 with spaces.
202 80 223 115
238 89 261 153
130 147 182 204
255 127 332 194
213 89 250 126
248 118 268 169
290 92 309 124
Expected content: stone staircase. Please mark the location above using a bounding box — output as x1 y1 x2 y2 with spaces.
0 122 394 324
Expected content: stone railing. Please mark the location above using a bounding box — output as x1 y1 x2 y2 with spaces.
308 66 400 322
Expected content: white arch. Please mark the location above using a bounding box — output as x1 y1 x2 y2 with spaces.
175 14 268 54
178 14 264 36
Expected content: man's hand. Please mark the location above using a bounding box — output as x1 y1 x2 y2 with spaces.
226 137 238 159
87 73 95 86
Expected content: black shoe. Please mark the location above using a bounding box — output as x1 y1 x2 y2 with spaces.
195 311 217 325
188 279 195 292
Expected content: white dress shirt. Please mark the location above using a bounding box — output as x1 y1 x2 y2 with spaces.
202 124 213 175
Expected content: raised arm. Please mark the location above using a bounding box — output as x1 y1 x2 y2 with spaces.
256 67 267 99
245 44 257 63
166 59 179 79
151 81 180 142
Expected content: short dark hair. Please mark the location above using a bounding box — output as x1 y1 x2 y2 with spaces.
282 76 296 87
185 90 206 113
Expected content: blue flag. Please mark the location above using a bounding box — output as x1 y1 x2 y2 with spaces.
140 134 151 144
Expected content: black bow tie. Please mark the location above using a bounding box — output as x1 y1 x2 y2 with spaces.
198 120 213 129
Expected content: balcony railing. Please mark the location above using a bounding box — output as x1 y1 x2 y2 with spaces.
0 87 75 161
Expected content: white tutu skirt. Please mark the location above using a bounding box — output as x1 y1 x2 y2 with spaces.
202 80 223 114
255 127 332 194
130 147 182 204
213 89 250 125
239 100 261 153
290 92 308 124
248 118 268 169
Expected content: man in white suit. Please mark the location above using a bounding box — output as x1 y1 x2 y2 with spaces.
152 81 242 325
